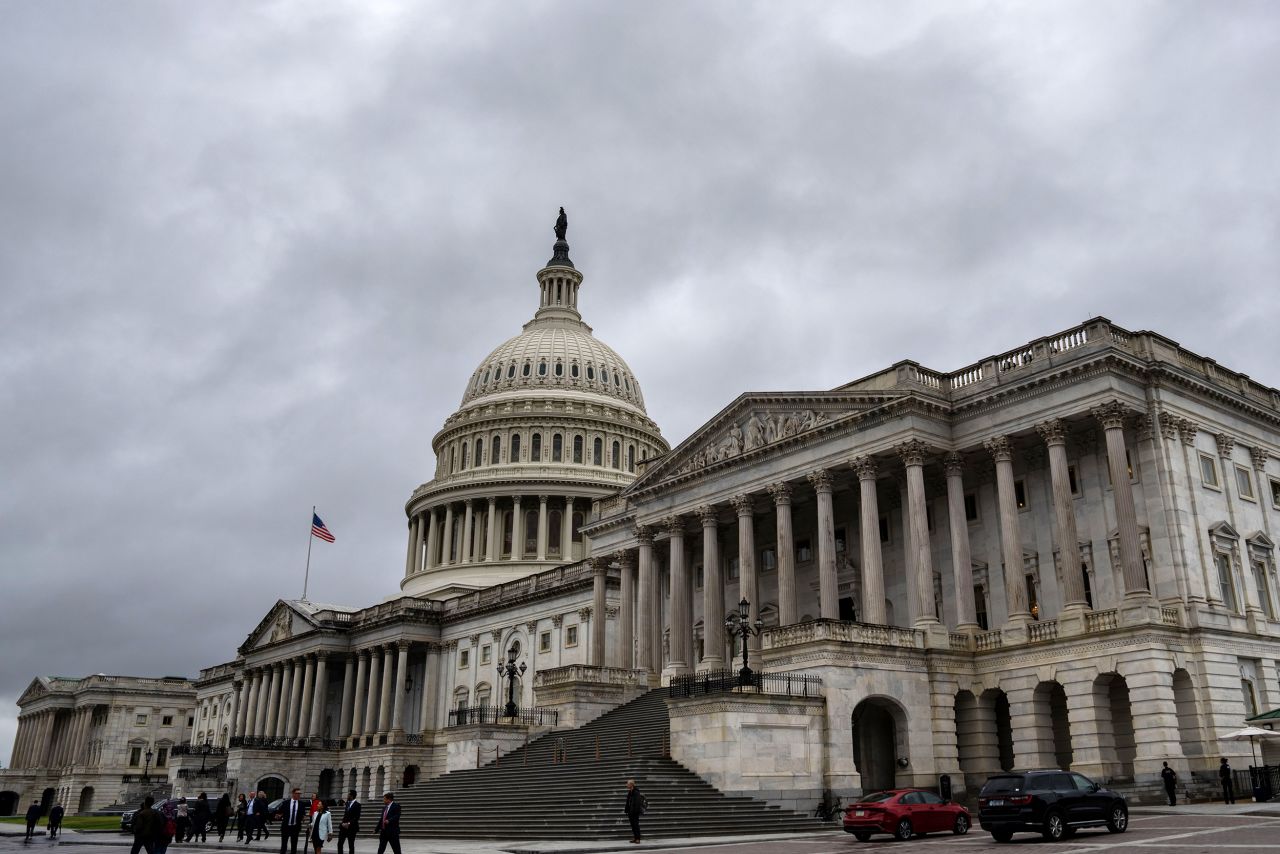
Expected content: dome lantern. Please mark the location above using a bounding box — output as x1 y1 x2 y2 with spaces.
534 206 583 323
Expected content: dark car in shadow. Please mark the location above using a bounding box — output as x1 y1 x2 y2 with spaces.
978 770 1128 842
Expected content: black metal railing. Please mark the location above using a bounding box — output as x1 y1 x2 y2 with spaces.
171 745 228 757
229 735 310 750
668 670 822 699
447 705 560 727
177 762 227 779
404 733 424 745
321 739 344 750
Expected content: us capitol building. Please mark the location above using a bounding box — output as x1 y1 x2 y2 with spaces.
6 213 1280 819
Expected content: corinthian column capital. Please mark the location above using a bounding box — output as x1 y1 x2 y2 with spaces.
851 455 878 481
730 494 755 516
696 505 718 527
894 439 931 468
983 435 1014 462
767 482 792 505
663 515 685 535
1035 419 1068 446
807 469 834 493
942 451 965 477
633 524 653 544
1091 400 1130 430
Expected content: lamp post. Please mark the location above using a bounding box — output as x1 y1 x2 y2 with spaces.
143 747 154 783
497 644 527 719
724 597 764 686
199 740 212 773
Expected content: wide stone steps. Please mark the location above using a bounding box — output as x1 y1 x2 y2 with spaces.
395 689 822 838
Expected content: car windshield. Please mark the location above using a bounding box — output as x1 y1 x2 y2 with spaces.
858 791 897 803
981 776 1024 794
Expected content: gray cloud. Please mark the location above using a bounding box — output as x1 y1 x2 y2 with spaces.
2 0 1279 763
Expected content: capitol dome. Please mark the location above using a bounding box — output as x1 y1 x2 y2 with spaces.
399 212 668 599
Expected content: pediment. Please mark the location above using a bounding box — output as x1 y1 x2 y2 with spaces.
626 392 891 492
17 677 50 706
1208 521 1240 540
240 601 318 653
1247 531 1275 550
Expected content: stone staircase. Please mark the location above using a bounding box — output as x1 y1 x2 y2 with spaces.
396 689 823 839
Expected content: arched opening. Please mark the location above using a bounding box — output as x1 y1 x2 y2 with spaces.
1095 673 1136 780
347 768 358 796
40 788 55 811
502 511 513 557
0 791 20 816
256 777 285 801
1033 681 1073 770
975 688 1015 772
523 510 537 555
374 767 385 798
572 512 584 543
548 510 562 555
531 433 542 462
573 435 583 463
77 786 95 815
851 697 908 792
491 435 501 464
318 770 335 800
611 440 621 469
402 765 418 788
361 767 371 801
552 434 563 462
593 437 603 466
510 433 521 461
1173 668 1203 758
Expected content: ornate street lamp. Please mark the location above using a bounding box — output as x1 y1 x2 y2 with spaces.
497 644 527 719
199 740 212 773
724 597 764 686
143 747 155 782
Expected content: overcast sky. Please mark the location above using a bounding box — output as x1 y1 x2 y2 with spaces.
2 1 1278 766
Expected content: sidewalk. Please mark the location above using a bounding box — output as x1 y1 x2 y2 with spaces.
1132 799 1280 818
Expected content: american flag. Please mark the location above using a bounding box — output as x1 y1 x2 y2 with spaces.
311 513 335 543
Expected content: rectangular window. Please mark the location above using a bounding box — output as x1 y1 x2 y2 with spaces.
926 503 935 532
459 649 470 669
1271 479 1280 510
835 527 847 554
964 492 979 523
879 515 891 544
539 631 551 653
1237 466 1256 501
1243 679 1259 718
565 626 578 648
1068 464 1080 496
1026 574 1039 620
1201 454 1221 489
129 747 142 767
155 747 168 768
974 586 989 631
760 548 777 572
162 715 173 726
135 714 147 726
1082 562 1094 609
795 539 812 562
695 565 704 589
480 645 491 665
1254 561 1274 620
1014 479 1028 510
728 557 740 580
1216 553 1238 611
1106 449 1137 484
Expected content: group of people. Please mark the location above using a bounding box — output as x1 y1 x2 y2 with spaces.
21 801 62 842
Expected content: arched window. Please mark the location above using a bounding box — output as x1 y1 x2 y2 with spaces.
460 443 469 470
602 367 610 384
531 433 542 462
492 435 501 464
537 361 547 376
475 437 484 466
627 444 636 472
554 361 563 377
571 362 580 378
624 375 631 391
511 433 522 461
506 363 515 379
573 435 583 464
549 510 562 555
593 437 603 466
524 510 538 554
613 372 620 387
552 434 563 462
502 511 513 556
522 361 532 377
587 364 595 381
612 441 621 469
482 369 491 384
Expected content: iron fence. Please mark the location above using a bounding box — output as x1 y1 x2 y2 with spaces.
228 735 309 750
447 704 560 727
172 745 228 757
667 669 822 699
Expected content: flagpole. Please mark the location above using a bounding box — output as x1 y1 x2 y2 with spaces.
302 504 315 602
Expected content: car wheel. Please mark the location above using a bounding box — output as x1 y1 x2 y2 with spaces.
1106 804 1128 833
991 830 1014 843
1043 810 1066 841
953 814 970 835
894 818 913 841
854 831 871 842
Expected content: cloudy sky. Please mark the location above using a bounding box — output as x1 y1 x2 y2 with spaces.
2 1 1278 765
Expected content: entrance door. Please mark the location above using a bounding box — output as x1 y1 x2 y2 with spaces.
852 702 898 792
257 777 285 801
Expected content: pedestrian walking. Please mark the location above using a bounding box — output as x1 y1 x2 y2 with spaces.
237 794 250 843
1161 762 1178 806
47 804 64 838
24 800 43 843
1221 757 1237 804
175 798 190 844
190 793 211 843
337 790 360 854
216 793 233 842
374 793 400 854
156 799 177 854
623 779 646 844
257 791 272 840
279 788 305 854
130 797 158 854
310 803 332 854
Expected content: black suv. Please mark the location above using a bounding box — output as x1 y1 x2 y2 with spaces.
978 770 1128 842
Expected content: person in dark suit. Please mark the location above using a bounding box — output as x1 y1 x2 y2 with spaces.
252 791 271 842
47 804 65 838
130 797 158 854
24 801 43 843
374 793 400 854
278 789 305 854
337 791 360 854
624 779 645 844
1221 757 1236 804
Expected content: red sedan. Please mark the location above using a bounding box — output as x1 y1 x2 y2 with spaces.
843 789 971 841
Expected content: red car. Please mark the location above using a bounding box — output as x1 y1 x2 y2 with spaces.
843 789 971 841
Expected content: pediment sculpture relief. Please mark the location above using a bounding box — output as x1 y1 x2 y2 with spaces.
268 610 293 643
676 410 830 475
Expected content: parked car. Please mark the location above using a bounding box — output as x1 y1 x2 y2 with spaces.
120 798 217 835
843 788 971 841
977 770 1128 842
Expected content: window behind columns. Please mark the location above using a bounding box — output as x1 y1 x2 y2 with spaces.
573 435 583 463
974 585 989 630
524 510 538 553
571 512 583 542
492 435 501 464
611 441 621 469
593 437 603 465
627 444 635 472
531 433 542 462
552 434 563 462
502 512 513 556
549 510 562 554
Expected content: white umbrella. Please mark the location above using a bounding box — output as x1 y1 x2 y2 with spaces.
1221 726 1280 767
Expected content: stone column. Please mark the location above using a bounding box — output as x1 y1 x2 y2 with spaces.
298 655 316 739
562 498 576 562
419 644 440 733
618 551 636 669
10 717 26 768
424 509 439 570
485 497 499 562
510 496 524 560
362 650 381 737
853 456 887 625
665 516 691 674
985 436 1031 628
698 506 725 670
235 676 251 737
351 651 369 738
898 440 940 627
264 663 282 737
536 495 550 560
391 642 410 734
307 656 327 738
635 526 655 676
810 469 839 621
228 681 243 742
404 516 420 578
731 495 761 650
461 500 475 563
247 670 264 737
1037 420 1089 614
338 655 356 738
286 659 304 737
1093 402 1151 598
441 504 455 565
943 453 979 631
590 558 608 666
769 482 797 626
378 645 395 733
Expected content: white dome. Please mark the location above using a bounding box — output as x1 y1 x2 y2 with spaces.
460 318 647 411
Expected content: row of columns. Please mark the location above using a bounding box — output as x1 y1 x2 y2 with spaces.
404 495 580 576
9 706 95 770
237 653 332 741
602 404 1151 676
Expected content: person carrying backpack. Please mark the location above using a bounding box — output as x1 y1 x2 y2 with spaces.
623 779 646 844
